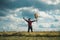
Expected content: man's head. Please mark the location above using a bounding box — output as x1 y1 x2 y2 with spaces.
28 18 31 20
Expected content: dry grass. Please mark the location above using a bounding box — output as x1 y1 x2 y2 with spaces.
0 31 60 40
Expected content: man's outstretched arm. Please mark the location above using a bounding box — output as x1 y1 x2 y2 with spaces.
23 17 28 22
32 20 37 22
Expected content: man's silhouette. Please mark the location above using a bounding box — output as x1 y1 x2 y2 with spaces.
23 17 36 32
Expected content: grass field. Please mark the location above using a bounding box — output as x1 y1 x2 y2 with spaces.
0 31 60 40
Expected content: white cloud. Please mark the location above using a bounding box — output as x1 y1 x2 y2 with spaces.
11 7 54 20
0 7 60 31
47 10 60 21
34 28 60 31
41 0 60 5
55 15 60 21
39 22 60 28
1 14 27 31
39 11 54 19
50 10 60 15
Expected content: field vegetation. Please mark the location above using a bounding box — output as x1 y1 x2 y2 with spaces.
0 31 60 40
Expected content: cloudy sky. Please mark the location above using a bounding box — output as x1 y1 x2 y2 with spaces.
0 0 60 31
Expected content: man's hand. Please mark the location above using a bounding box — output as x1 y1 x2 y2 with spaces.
23 17 28 22
34 19 37 21
32 19 37 22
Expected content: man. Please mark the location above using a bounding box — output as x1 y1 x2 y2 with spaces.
23 17 36 32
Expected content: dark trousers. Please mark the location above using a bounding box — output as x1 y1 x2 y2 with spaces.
28 26 33 32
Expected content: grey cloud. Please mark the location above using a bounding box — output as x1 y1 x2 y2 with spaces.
0 0 60 17
0 0 60 10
